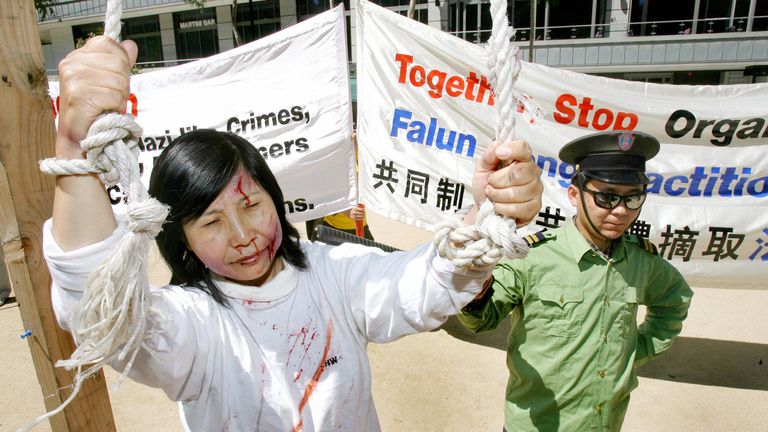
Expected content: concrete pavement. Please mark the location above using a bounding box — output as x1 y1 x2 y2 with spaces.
1 212 766 431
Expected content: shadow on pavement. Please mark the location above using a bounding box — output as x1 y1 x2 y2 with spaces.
636 336 768 391
440 317 768 391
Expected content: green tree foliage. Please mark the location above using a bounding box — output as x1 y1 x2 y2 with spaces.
34 0 58 20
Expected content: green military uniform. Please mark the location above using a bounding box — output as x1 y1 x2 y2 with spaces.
458 222 692 431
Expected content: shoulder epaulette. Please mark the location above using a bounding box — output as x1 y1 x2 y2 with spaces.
524 230 555 247
629 234 658 255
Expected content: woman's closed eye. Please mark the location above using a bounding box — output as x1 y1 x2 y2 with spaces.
202 218 220 227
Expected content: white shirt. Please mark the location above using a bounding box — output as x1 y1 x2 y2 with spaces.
44 219 489 431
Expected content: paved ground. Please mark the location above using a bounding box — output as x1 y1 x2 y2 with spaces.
1 212 766 431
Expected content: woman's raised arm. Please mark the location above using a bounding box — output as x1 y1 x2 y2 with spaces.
51 36 138 251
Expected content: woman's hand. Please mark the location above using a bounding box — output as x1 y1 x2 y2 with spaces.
55 36 138 159
51 36 138 250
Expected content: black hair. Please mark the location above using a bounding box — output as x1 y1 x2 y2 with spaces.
148 129 307 306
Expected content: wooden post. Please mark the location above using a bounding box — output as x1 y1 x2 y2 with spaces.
0 2 116 431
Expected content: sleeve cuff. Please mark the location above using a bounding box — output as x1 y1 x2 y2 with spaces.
461 276 495 313
43 216 130 292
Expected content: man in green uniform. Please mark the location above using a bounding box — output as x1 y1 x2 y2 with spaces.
459 131 693 431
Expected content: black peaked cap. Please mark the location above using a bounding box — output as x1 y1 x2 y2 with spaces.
559 131 660 185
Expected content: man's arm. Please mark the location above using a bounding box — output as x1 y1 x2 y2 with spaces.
457 258 526 333
634 260 693 367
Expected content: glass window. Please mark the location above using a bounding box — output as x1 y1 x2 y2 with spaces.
236 0 282 43
297 0 349 21
624 72 673 84
508 0 545 40
373 0 426 7
122 15 163 67
755 0 768 32
445 0 491 43
544 0 594 40
697 0 740 33
72 22 103 47
397 8 429 25
629 0 696 36
174 8 219 61
346 14 352 61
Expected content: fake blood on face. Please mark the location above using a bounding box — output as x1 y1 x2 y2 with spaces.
235 176 252 206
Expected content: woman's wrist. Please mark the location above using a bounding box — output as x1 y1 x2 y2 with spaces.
54 134 86 160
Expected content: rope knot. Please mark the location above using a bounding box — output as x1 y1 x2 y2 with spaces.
433 199 528 271
38 112 143 184
127 198 169 236
82 113 143 186
475 200 529 259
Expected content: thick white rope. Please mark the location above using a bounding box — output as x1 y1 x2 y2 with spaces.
434 203 528 269
23 1 168 430
433 0 529 268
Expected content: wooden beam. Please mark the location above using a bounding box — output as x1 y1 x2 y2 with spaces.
0 2 115 431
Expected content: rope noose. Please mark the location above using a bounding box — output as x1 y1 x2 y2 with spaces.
24 1 168 429
434 0 529 268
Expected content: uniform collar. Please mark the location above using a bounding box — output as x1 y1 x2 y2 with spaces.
212 257 298 303
563 221 627 263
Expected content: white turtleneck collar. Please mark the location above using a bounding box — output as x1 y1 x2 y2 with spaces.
212 258 298 303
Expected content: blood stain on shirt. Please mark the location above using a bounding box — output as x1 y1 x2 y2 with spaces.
292 320 334 432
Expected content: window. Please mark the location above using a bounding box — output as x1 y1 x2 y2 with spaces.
122 15 163 67
624 72 673 84
397 8 429 25
375 0 427 6
629 0 695 36
174 8 219 61
297 0 349 21
72 22 103 46
236 0 281 43
544 0 595 40
446 0 490 43
696 0 752 33
752 0 768 31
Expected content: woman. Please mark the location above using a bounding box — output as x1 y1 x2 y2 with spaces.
45 36 542 431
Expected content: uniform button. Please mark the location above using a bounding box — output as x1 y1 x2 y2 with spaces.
560 295 565 304
598 370 606 379
595 403 602 413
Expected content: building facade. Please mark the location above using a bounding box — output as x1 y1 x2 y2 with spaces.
38 0 768 84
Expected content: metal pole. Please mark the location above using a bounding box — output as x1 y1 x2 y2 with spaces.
249 0 255 38
408 0 417 19
747 0 756 32
692 0 700 33
529 0 536 62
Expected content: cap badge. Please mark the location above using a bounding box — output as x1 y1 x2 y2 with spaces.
618 132 635 151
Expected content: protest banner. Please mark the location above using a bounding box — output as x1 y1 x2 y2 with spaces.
49 5 356 224
355 0 768 289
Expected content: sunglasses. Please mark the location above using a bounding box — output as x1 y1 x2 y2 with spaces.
581 188 647 210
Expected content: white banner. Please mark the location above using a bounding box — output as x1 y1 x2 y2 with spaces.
50 6 355 223
356 0 768 289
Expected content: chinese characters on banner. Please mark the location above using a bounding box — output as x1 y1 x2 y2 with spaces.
355 0 767 289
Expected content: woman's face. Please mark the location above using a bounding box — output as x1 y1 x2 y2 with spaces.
183 168 283 286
